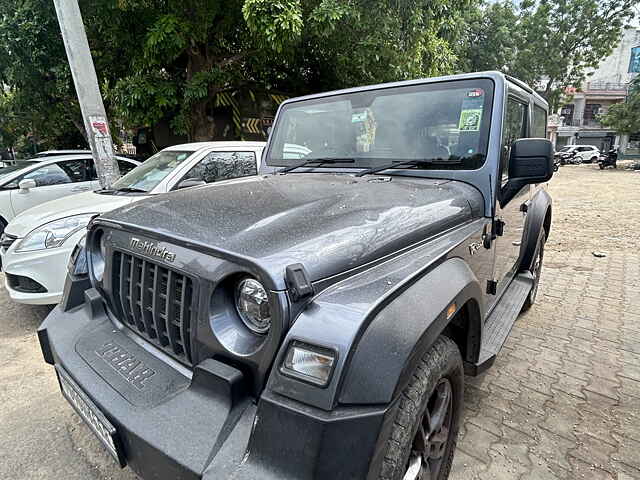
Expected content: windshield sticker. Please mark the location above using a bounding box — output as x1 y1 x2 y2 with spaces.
354 108 377 153
467 88 484 98
459 109 482 132
352 111 368 123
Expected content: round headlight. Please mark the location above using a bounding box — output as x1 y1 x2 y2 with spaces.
236 278 271 334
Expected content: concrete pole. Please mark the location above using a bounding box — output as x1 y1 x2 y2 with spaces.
53 0 120 188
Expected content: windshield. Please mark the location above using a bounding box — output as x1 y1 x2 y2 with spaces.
110 150 194 192
558 146 572 152
0 163 36 180
268 79 494 171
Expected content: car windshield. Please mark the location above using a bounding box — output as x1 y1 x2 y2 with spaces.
110 150 194 192
0 162 37 181
267 79 494 171
558 147 573 152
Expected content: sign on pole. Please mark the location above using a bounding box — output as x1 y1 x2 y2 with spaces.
53 0 120 188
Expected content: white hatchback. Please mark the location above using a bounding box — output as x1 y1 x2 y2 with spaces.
0 154 140 235
0 141 265 304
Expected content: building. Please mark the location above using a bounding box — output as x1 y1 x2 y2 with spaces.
553 28 640 158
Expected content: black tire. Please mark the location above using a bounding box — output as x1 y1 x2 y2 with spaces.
599 163 605 170
522 233 545 312
378 336 463 480
590 156 598 163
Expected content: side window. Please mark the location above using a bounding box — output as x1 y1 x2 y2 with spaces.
12 160 87 187
501 98 527 183
57 159 89 182
117 160 137 176
533 105 547 138
181 152 257 184
88 159 137 180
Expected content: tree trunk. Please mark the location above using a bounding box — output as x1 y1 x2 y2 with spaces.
186 50 216 142
191 99 215 141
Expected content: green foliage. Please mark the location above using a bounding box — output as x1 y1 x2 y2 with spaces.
458 0 636 110
599 77 640 134
243 0 303 52
0 0 87 152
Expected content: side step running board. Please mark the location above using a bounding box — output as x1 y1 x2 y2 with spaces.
466 272 534 376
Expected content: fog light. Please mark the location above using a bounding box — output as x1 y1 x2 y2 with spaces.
282 342 336 387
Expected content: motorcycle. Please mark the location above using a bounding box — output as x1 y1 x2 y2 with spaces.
598 148 618 169
555 151 580 165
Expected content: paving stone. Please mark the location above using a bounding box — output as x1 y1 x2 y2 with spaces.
450 169 640 480
457 423 500 464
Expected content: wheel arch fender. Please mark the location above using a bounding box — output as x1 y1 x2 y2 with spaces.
338 257 484 405
519 188 552 272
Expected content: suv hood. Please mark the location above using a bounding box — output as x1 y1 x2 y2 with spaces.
101 174 483 286
6 191 147 237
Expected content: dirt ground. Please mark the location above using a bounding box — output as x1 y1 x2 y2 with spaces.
0 163 638 479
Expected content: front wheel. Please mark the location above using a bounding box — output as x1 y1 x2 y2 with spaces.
378 336 463 480
599 163 605 170
522 233 545 312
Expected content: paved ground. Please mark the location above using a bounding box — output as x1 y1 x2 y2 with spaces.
451 163 640 480
0 163 638 479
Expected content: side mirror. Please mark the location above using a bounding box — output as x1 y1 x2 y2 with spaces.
177 178 206 189
18 178 37 193
503 138 554 203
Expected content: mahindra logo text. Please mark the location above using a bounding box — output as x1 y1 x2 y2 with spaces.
129 237 176 263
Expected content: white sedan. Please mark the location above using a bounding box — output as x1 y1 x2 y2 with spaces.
0 141 265 304
0 153 140 235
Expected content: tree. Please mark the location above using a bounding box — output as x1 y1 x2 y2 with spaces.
457 0 636 110
0 0 87 153
599 76 640 134
107 0 475 141
458 1 521 74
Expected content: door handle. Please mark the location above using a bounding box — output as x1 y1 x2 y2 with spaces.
71 186 90 192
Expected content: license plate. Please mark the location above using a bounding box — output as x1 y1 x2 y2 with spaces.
56 366 126 467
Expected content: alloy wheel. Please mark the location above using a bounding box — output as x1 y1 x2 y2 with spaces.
403 378 453 480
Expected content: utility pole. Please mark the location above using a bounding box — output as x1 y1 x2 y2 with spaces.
53 0 120 188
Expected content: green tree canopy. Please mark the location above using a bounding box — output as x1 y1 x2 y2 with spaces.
599 76 640 135
460 0 636 110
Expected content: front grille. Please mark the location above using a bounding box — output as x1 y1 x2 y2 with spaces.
111 251 195 365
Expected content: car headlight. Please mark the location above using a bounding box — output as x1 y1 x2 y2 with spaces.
16 213 98 253
281 342 336 387
235 278 271 334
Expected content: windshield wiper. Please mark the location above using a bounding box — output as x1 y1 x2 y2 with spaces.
113 186 148 193
355 158 463 177
279 157 356 173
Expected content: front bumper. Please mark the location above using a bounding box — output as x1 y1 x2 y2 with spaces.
38 295 390 479
1 230 84 304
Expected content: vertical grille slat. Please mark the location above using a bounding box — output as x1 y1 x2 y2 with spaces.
138 260 156 338
108 250 194 365
129 256 143 331
180 278 193 361
118 253 134 326
165 270 180 356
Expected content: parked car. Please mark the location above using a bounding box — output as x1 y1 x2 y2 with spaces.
0 154 140 236
35 149 92 157
38 72 553 480
555 144 600 164
0 142 265 305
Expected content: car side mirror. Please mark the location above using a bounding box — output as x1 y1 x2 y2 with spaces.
18 178 37 193
177 178 206 189
503 138 554 202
